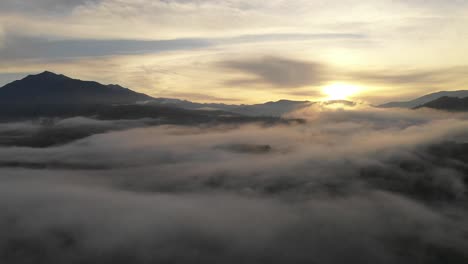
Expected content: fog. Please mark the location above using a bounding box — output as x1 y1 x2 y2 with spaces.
1 105 468 263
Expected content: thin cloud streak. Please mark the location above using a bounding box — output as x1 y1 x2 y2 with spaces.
0 33 367 61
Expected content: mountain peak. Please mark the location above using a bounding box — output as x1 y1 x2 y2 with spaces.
379 90 468 108
25 71 70 81
40 70 57 75
0 71 153 105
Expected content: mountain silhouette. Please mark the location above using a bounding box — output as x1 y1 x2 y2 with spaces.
415 96 468 111
146 98 315 117
0 71 358 119
0 72 317 117
0 72 306 125
0 71 153 105
379 90 468 108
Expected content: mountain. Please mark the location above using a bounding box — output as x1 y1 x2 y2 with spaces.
319 100 357 107
378 90 468 108
0 71 309 125
144 98 239 112
0 71 315 117
415 96 468 111
0 71 153 105
145 99 314 117
222 100 314 117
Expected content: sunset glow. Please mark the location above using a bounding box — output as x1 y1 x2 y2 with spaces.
0 0 467 104
323 83 360 101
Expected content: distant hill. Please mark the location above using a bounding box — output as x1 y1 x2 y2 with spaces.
145 98 239 112
319 100 357 107
146 99 314 117
415 96 468 111
0 71 153 105
221 100 314 117
378 90 468 108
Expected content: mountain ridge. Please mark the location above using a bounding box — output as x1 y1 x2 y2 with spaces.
0 71 153 105
415 96 468 111
379 90 468 108
146 98 315 117
0 71 319 117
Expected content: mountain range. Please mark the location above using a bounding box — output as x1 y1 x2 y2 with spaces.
0 71 316 118
378 90 468 108
146 98 315 117
1 71 468 119
415 96 468 111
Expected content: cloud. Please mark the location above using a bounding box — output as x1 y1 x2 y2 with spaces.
349 66 468 86
219 56 328 88
0 34 212 61
396 0 468 12
0 26 4 48
0 32 365 62
1 182 464 264
218 33 367 44
0 0 101 15
1 106 468 263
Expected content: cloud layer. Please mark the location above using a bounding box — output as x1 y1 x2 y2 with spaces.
1 106 468 263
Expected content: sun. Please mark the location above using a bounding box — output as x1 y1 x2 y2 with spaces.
322 83 359 100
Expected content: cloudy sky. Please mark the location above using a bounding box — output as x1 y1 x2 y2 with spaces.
0 0 467 103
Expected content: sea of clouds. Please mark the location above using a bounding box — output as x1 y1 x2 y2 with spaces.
1 105 468 263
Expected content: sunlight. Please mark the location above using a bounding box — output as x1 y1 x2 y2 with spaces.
322 83 360 100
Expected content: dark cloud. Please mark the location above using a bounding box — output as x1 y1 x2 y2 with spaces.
1 106 468 263
0 0 101 14
219 56 328 88
0 34 212 61
0 117 154 148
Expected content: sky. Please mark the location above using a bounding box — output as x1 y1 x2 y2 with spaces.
0 0 467 104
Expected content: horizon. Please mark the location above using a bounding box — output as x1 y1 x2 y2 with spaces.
1 0 468 104
2 69 465 106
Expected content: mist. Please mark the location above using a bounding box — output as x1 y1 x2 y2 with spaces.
1 105 468 263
